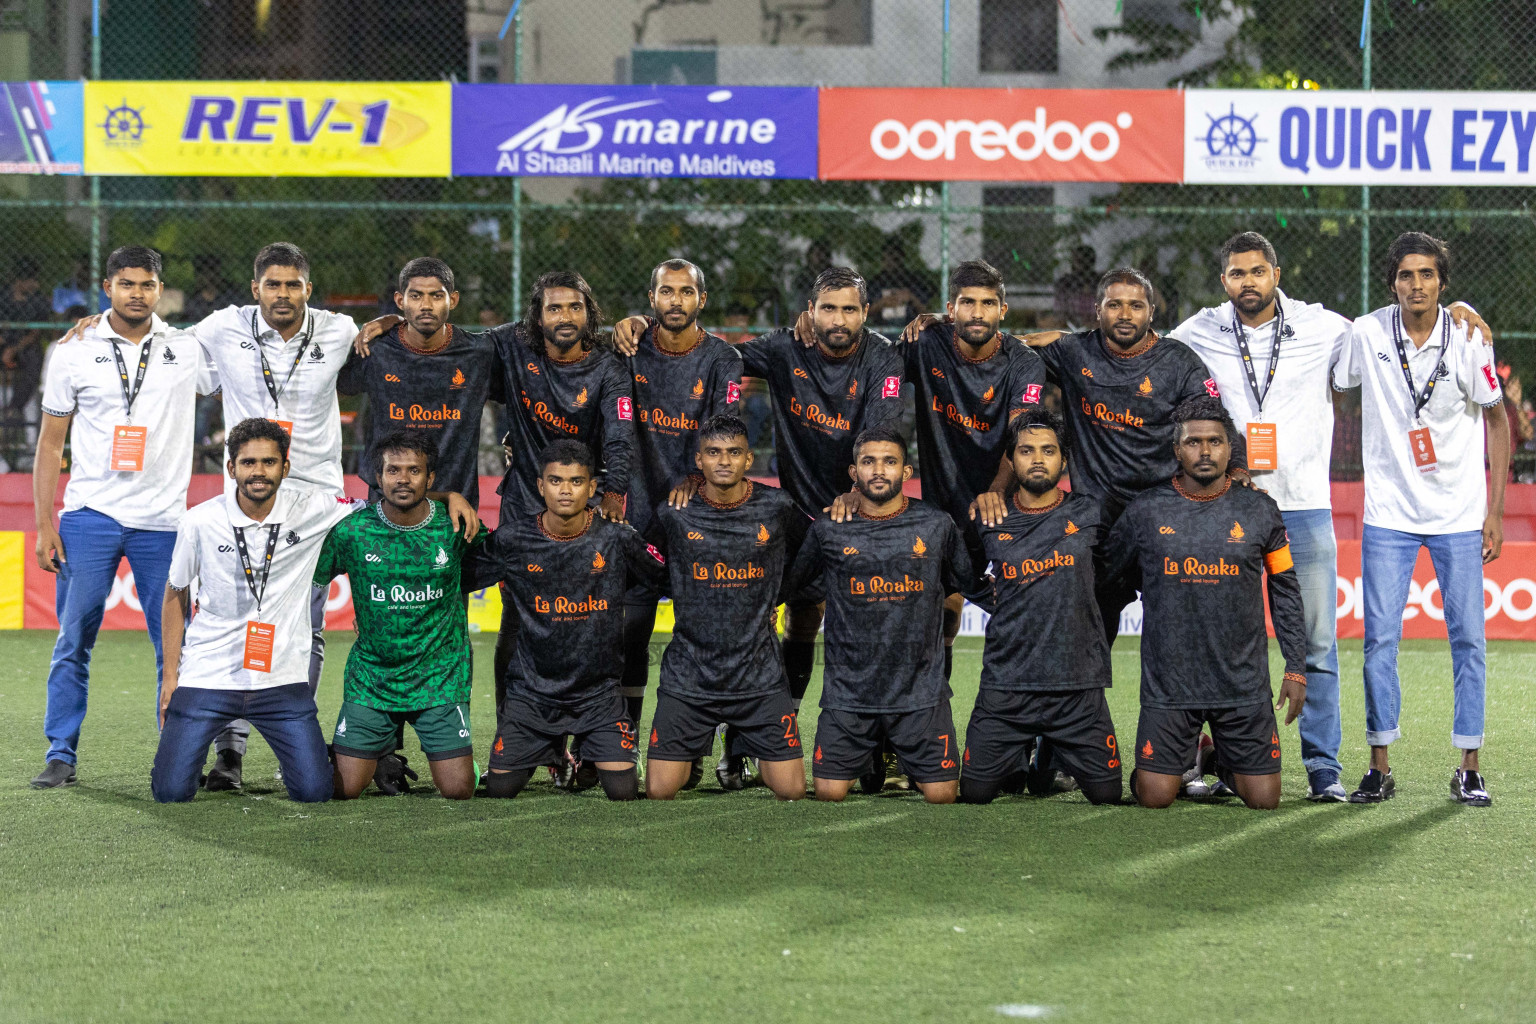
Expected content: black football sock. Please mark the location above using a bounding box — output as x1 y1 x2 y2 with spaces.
484 768 533 799
598 767 640 801
1079 776 1124 805
959 776 1001 804
783 639 815 702
944 645 954 682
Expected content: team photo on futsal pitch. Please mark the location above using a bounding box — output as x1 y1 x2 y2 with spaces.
1 630 1532 1023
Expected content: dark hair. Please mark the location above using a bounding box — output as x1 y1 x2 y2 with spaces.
104 245 162 281
1220 231 1279 270
524 270 605 357
649 258 705 294
375 430 437 475
1385 231 1451 291
397 256 455 295
253 242 310 282
226 417 291 462
1170 395 1235 442
811 266 868 306
1006 409 1069 461
1095 267 1156 309
538 438 594 474
698 414 749 447
950 259 1006 303
851 424 908 464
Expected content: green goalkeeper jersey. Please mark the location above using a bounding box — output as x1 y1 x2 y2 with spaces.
314 500 485 711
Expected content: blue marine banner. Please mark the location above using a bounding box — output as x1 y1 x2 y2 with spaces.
451 84 818 179
0 81 83 174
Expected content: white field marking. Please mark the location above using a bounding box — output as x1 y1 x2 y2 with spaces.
1105 811 1334 878
995 1005 1053 1018
817 811 915 834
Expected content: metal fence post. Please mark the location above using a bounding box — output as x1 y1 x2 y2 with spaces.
509 2 524 315
939 0 951 296
89 0 101 297
1359 0 1372 316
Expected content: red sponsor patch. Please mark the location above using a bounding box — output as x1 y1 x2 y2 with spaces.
645 543 666 564
1021 383 1042 405
726 381 741 404
882 375 901 398
1483 363 1499 391
1203 377 1220 398
617 397 633 421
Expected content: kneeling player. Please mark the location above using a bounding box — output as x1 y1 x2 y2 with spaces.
789 427 972 804
314 433 484 800
1101 397 1307 810
960 411 1121 805
469 440 666 801
644 416 809 800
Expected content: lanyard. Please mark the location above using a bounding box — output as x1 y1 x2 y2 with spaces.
233 521 281 617
251 309 315 413
109 337 152 423
1390 307 1451 421
1231 301 1284 417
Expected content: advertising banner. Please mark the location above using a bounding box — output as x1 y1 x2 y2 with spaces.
1186 89 1536 185
818 87 1183 182
0 81 83 174
452 83 818 179
82 81 451 176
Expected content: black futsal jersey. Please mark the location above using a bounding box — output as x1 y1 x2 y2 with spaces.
908 322 1047 527
648 481 808 701
625 324 743 538
789 498 972 714
485 322 634 520
337 325 501 509
1039 331 1228 515
1099 479 1306 709
468 511 666 708
739 328 905 515
969 490 1111 693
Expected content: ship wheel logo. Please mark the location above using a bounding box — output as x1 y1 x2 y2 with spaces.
1200 103 1264 162
99 100 148 145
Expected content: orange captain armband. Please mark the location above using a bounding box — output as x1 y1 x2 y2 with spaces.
1263 544 1294 575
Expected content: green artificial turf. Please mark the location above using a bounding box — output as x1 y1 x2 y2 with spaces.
1 631 1533 1023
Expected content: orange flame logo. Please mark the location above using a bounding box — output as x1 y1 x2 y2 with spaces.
593 550 606 570
913 535 927 556
848 378 858 398
1230 521 1245 541
982 385 995 402
691 378 704 398
1065 520 1078 535
757 523 770 544
574 386 588 407
1138 376 1153 396
451 368 465 388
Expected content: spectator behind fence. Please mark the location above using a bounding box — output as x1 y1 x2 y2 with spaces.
0 257 52 470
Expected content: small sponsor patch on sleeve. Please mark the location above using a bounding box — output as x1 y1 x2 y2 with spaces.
1020 383 1042 405
726 381 741 404
882 375 901 398
1482 363 1499 391
617 397 633 421
1263 544 1294 575
645 543 666 564
1203 377 1221 398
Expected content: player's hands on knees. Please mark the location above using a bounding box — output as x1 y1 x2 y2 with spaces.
35 523 65 572
824 489 859 524
1021 330 1064 348
611 315 652 357
159 678 177 728
1277 672 1307 725
58 313 103 345
598 492 626 522
900 313 942 344
970 491 1008 528
1447 302 1493 345
445 492 479 540
667 476 700 509
352 315 402 358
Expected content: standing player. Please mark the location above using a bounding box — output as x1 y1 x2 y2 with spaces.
313 433 486 801
1100 397 1308 810
1174 232 1492 802
643 415 808 800
959 411 1120 805
1332 232 1507 806
340 257 501 510
788 426 971 804
468 440 665 801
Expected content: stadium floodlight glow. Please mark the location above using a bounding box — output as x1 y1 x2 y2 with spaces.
868 109 1134 164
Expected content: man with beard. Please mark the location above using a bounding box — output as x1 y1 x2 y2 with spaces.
959 411 1121 806
314 432 486 801
1100 397 1308 810
788 426 971 804
1172 232 1492 802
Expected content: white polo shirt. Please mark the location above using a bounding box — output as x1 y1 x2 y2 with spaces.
1333 305 1502 535
168 484 364 690
1175 290 1351 512
192 304 358 492
39 314 214 531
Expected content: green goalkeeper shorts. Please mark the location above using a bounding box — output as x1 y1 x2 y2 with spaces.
332 701 473 762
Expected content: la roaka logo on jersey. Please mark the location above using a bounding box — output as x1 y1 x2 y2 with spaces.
369 582 445 602
1081 397 1145 429
931 396 994 432
640 407 697 431
533 594 609 614
520 391 579 434
849 574 924 595
1000 549 1074 580
786 397 851 432
1163 556 1240 578
389 402 462 422
692 561 766 582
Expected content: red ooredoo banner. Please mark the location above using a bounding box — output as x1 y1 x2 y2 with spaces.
818 87 1184 182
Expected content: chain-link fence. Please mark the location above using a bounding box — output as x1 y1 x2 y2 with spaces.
2 0 1535 478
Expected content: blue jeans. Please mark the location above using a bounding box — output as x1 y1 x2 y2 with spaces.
43 507 176 765
151 683 333 803
1362 526 1486 750
1282 509 1342 777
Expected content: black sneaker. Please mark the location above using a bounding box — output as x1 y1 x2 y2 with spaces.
1348 768 1395 803
373 752 417 796
30 759 76 789
1451 768 1492 806
716 755 759 791
858 756 885 794
204 750 243 792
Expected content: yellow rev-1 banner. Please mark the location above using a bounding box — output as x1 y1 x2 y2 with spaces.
84 81 450 176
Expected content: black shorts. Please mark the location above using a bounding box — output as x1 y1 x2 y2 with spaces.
962 688 1121 784
1134 701 1281 777
647 690 803 762
812 702 960 784
489 691 638 771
